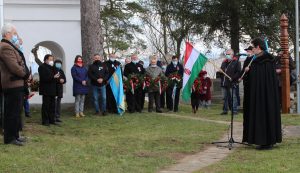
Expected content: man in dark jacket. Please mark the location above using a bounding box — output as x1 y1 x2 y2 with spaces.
54 60 66 122
39 54 60 126
165 56 184 112
219 49 241 115
0 23 29 145
105 54 121 114
88 54 109 116
124 54 145 113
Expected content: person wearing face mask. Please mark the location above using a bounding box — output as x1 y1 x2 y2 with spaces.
0 23 30 146
88 54 109 116
71 55 89 118
53 60 66 122
146 56 164 113
242 38 282 150
105 54 121 114
217 49 241 116
124 54 145 113
38 54 60 126
165 56 184 112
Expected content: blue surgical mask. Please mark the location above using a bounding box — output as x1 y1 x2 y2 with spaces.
172 61 178 66
19 45 24 52
226 55 232 60
10 34 18 44
55 63 62 69
132 60 139 64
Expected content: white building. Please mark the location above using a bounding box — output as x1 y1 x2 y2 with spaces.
2 0 82 104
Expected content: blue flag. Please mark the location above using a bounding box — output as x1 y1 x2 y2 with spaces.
109 67 125 115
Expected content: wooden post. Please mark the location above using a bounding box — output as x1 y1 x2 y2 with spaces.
280 14 290 113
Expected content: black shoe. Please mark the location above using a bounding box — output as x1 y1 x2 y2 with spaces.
50 122 60 126
17 136 27 143
233 112 238 116
156 110 162 113
102 112 107 116
7 140 24 146
56 119 62 123
220 112 228 115
42 123 50 126
25 114 31 118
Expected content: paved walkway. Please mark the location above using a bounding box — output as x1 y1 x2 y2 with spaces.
159 113 300 173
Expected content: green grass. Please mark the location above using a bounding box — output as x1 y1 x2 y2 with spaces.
0 108 226 173
196 138 300 173
179 103 300 126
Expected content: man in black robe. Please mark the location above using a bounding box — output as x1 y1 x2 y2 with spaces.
244 38 282 149
124 54 145 113
105 54 121 114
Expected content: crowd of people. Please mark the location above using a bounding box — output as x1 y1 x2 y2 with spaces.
0 23 283 150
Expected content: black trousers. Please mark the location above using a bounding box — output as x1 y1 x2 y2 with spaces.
141 91 145 110
0 92 3 130
166 86 181 111
126 88 142 113
160 91 166 108
106 85 117 113
191 92 200 110
42 95 55 125
3 91 23 143
148 91 161 112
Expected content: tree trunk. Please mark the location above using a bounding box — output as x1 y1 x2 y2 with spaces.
80 0 103 65
229 2 240 54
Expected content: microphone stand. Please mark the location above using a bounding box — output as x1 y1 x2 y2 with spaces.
212 82 249 150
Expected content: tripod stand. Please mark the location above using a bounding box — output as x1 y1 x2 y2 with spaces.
212 83 248 150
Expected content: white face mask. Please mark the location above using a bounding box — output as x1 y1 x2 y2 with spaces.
151 64 157 67
110 58 116 62
48 61 54 66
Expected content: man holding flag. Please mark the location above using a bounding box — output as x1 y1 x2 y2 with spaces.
218 49 241 115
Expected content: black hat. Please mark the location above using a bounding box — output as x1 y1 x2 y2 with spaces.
244 46 253 51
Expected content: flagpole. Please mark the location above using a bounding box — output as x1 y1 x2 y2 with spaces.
207 59 232 81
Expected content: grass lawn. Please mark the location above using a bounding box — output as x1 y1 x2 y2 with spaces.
179 103 300 126
0 107 227 173
197 137 300 173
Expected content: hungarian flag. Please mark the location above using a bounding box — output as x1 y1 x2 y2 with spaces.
182 42 208 102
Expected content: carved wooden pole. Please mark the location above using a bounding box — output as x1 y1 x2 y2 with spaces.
280 14 290 113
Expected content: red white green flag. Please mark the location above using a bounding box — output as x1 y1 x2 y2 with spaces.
182 42 208 102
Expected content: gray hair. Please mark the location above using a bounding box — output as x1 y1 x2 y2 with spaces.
1 23 16 37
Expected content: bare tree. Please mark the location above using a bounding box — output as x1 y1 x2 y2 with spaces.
80 0 104 65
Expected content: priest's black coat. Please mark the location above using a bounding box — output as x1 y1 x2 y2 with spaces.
243 52 282 145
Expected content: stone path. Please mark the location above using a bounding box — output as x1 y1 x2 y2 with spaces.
159 113 300 173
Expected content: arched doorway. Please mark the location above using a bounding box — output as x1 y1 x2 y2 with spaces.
28 41 66 76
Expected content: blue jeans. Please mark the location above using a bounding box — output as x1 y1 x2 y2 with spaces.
222 87 237 113
24 99 30 115
92 85 106 113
